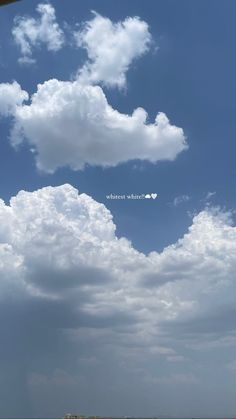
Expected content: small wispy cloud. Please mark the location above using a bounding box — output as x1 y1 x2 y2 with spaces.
173 194 190 207
205 191 216 201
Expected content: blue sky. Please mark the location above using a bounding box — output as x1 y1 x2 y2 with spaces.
0 0 236 417
1 0 235 253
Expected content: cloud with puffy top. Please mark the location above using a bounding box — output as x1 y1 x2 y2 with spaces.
75 12 152 88
1 184 236 335
0 79 186 173
12 3 65 64
1 184 236 416
7 5 188 174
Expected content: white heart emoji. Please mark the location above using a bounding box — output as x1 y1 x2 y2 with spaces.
145 194 151 199
151 193 157 199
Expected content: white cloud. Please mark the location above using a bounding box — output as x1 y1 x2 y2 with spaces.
1 184 236 412
74 12 152 88
205 191 216 200
202 191 216 205
12 3 64 64
8 78 187 172
1 184 236 335
0 81 28 117
173 194 190 207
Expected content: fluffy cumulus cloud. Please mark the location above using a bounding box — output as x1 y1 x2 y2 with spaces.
0 81 28 117
7 8 187 174
74 12 152 88
5 79 187 172
2 184 236 331
1 184 236 414
12 3 64 64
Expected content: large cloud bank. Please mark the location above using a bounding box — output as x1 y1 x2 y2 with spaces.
1 183 236 342
1 184 236 414
2 79 187 172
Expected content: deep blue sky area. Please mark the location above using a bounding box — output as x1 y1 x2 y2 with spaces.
0 0 236 253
